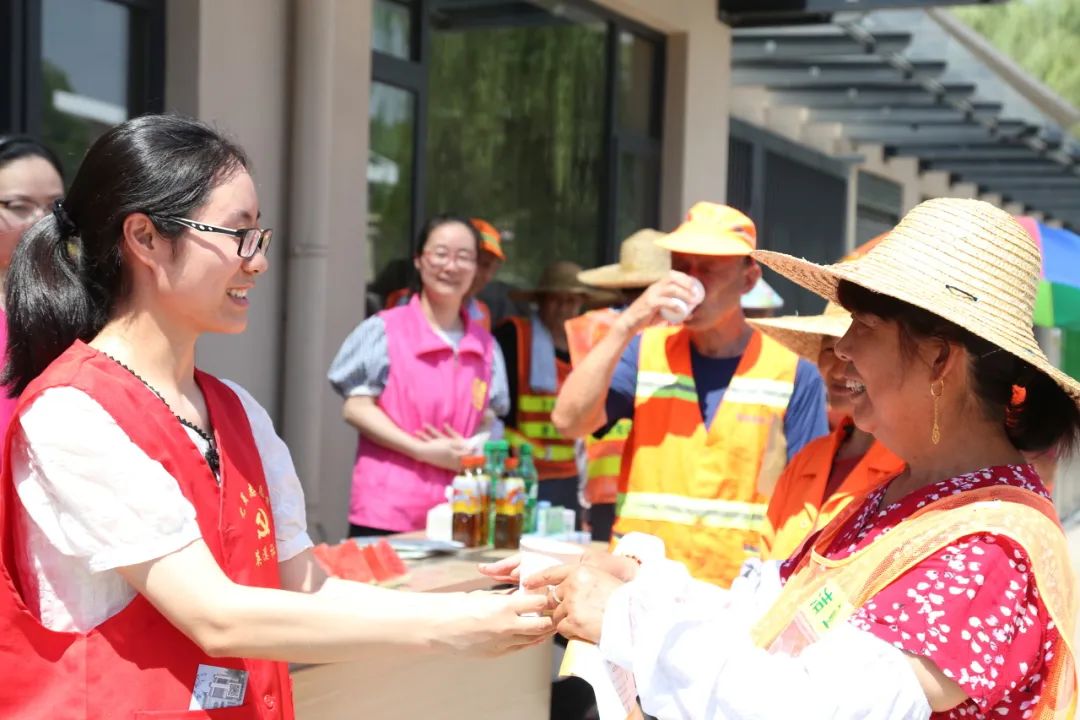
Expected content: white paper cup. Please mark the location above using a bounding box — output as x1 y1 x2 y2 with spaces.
660 277 705 324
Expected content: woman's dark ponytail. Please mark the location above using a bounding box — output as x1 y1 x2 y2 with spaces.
3 213 105 395
998 362 1080 457
1 114 248 395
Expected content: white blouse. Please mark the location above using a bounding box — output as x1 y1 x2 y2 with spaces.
11 379 313 632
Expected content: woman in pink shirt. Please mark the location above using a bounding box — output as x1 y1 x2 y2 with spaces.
329 215 509 536
0 137 64 439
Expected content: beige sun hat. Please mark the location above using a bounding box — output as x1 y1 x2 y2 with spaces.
752 197 1080 404
748 302 851 361
577 229 672 289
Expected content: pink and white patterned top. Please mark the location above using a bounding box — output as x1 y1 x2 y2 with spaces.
782 464 1061 719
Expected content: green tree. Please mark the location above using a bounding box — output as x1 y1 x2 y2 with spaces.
954 0 1080 136
40 60 95 178
424 21 608 286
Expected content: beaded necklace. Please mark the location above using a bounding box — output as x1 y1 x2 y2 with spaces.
100 353 221 478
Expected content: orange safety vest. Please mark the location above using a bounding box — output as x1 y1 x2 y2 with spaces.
584 419 631 505
566 309 630 505
762 418 903 561
615 327 799 586
384 288 492 332
752 485 1078 719
503 317 578 479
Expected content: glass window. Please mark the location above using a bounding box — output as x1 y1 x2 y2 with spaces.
617 31 656 137
373 0 413 60
615 150 659 242
368 81 416 313
40 0 131 176
614 30 661 246
425 14 608 288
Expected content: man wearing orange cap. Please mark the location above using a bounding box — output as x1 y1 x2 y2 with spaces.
552 203 828 587
384 217 504 331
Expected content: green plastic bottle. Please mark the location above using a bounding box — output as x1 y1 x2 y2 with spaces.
518 444 540 534
482 440 509 546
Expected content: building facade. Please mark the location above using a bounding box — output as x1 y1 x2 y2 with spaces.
4 0 1078 537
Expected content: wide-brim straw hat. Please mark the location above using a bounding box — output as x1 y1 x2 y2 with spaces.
577 229 672 289
748 302 851 361
752 197 1080 404
511 260 615 303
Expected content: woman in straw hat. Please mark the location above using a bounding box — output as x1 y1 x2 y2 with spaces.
749 302 903 561
514 198 1079 719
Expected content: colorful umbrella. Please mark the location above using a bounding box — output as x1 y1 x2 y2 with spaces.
842 220 1080 330
1015 218 1080 330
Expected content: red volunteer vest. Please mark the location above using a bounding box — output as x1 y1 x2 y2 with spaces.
0 341 293 720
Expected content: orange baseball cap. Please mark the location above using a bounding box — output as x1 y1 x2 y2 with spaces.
470 218 505 260
656 202 757 256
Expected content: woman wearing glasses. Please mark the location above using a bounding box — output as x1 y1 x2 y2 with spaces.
328 215 510 536
0 115 550 719
0 136 64 438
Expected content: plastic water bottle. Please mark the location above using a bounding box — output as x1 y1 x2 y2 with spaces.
519 444 540 533
482 440 509 546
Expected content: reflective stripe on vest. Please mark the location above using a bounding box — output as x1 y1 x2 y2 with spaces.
506 427 576 462
618 491 767 532
636 372 793 408
504 316 577 478
587 453 622 480
585 418 632 505
635 371 697 402
615 327 800 587
724 377 795 409
518 420 564 439
519 394 557 413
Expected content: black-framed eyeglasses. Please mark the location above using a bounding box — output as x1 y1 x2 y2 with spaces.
162 216 273 259
0 198 58 222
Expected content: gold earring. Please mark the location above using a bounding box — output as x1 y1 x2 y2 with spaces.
930 380 944 445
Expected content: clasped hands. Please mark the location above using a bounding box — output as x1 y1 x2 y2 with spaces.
479 548 640 645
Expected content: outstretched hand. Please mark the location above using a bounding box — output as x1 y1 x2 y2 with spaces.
478 548 638 586
433 590 555 657
522 564 626 644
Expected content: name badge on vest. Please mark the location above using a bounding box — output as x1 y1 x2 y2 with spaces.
189 664 249 710
768 580 855 657
472 378 488 411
